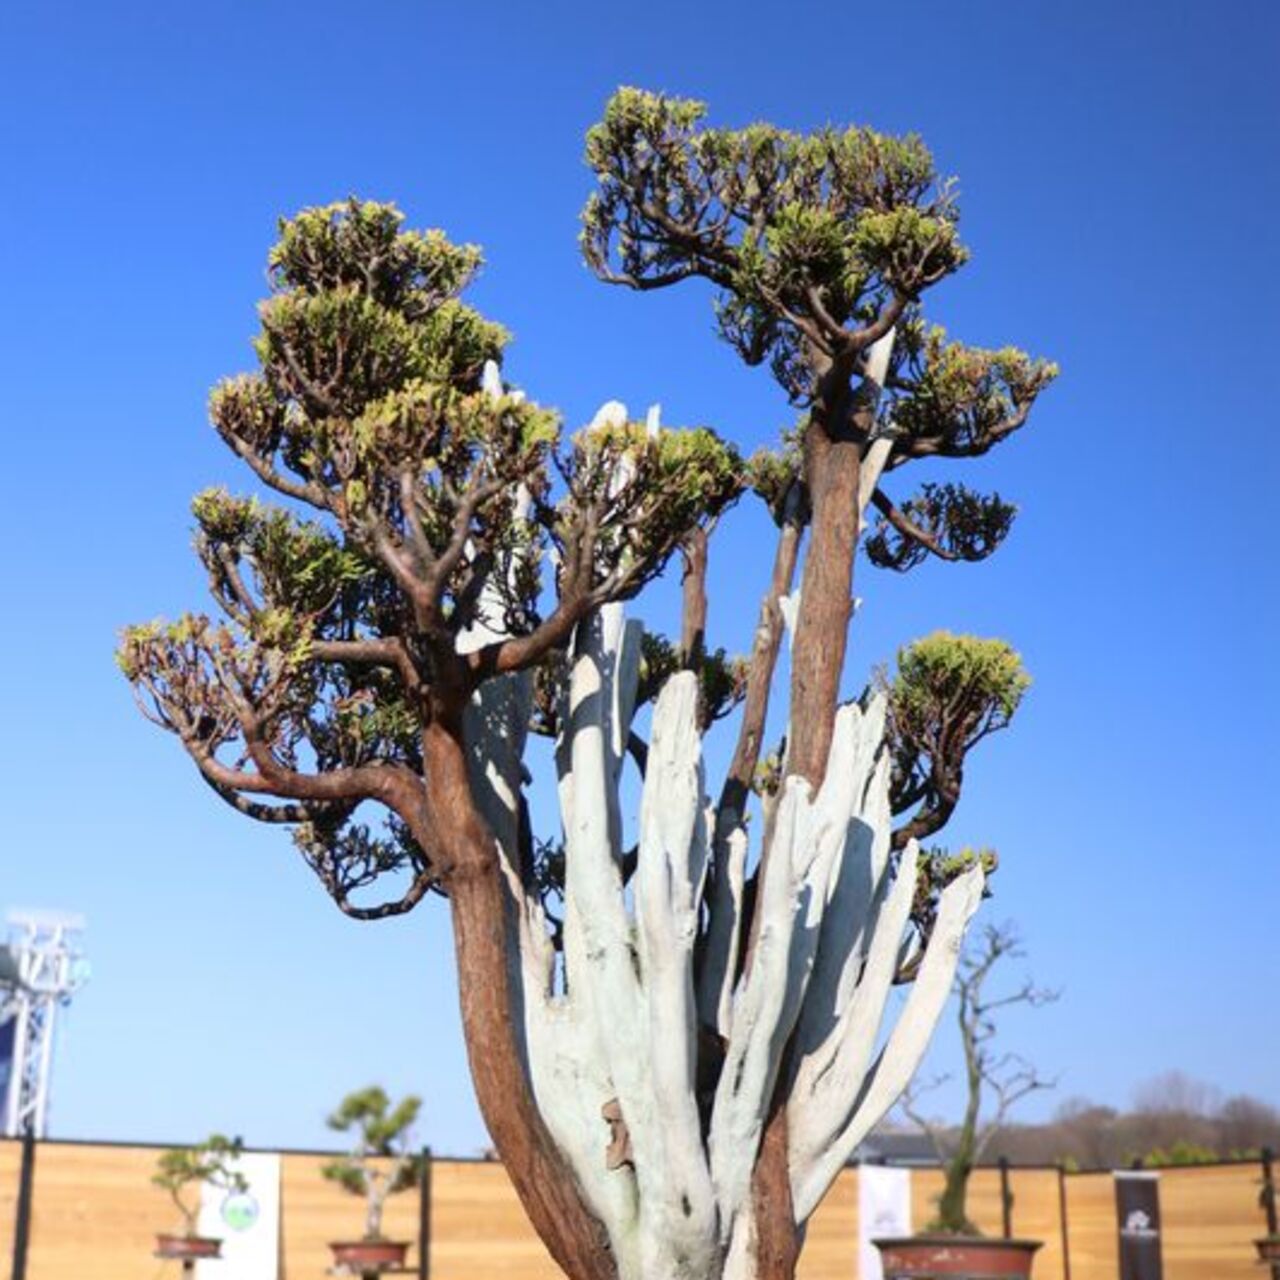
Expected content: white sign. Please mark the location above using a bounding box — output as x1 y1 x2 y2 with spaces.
858 1165 912 1280
195 1152 281 1280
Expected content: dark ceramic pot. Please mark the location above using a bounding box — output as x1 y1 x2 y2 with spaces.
874 1235 1042 1278
1255 1237 1280 1264
329 1238 410 1269
155 1233 223 1259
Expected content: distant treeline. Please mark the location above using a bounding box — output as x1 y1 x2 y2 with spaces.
900 1073 1280 1170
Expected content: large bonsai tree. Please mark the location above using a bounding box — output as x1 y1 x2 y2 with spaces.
119 89 1054 1280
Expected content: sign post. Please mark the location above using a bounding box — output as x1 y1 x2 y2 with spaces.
1115 1170 1163 1280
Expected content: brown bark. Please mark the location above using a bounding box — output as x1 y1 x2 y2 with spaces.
681 526 710 668
742 385 860 1280
748 352 889 1278
786 341 891 788
744 418 859 1280
786 394 861 788
420 721 616 1280
891 767 961 851
716 504 802 831
752 1105 803 1280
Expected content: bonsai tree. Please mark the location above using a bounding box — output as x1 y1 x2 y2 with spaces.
322 1086 421 1242
152 1133 247 1244
900 924 1058 1235
119 85 1055 1280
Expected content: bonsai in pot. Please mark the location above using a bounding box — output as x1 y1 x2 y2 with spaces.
877 922 1058 1279
322 1086 422 1272
152 1133 247 1264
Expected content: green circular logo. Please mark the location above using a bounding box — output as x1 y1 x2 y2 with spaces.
221 1191 260 1233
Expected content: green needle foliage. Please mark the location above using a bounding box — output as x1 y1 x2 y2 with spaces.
582 88 969 400
152 1133 247 1237
911 845 1001 945
882 633 1031 852
892 632 1030 726
322 1086 422 1241
583 87 1057 590
117 197 742 920
865 482 1017 573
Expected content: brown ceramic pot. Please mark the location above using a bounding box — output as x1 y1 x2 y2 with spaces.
1255 1237 1280 1263
874 1235 1042 1278
155 1233 223 1259
328 1238 410 1269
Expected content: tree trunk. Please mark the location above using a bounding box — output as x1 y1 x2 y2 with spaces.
935 1000 982 1235
748 335 896 1277
786 409 860 786
786 333 895 788
365 1177 383 1240
421 478 977 1280
681 526 709 669
423 723 618 1280
936 1150 975 1235
751 1110 802 1280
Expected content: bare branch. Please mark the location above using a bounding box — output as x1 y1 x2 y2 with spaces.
899 1072 954 1164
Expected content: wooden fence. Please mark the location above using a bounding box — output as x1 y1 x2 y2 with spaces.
0 1138 1273 1279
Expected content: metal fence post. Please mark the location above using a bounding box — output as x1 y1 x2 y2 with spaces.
1058 1164 1072 1280
1262 1147 1278 1280
11 1130 36 1280
417 1144 432 1280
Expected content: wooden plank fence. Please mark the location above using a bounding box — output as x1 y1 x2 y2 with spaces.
1 1139 1273 1279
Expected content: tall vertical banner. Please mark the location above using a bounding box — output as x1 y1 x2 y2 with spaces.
1115 1170 1163 1280
196 1152 281 1280
859 1165 912 1280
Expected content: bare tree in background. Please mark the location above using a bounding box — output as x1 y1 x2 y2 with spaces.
1133 1071 1222 1118
901 924 1058 1233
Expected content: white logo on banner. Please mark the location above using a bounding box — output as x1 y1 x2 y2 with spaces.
858 1165 912 1280
1122 1208 1158 1238
195 1152 281 1280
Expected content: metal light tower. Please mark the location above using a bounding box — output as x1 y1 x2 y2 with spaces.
0 911 88 1137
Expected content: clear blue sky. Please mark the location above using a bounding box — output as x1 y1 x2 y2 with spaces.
1 0 1276 1154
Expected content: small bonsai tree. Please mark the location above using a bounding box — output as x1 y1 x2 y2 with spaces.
152 1133 247 1239
900 924 1058 1235
322 1087 422 1241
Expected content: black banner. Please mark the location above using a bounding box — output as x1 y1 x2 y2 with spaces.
1115 1171 1163 1280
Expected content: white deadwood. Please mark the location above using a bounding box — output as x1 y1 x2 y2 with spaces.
457 376 985 1280
854 327 898 528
